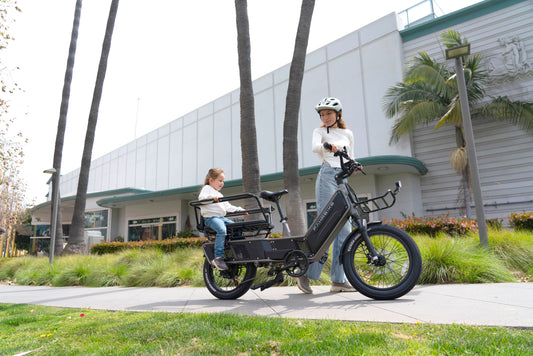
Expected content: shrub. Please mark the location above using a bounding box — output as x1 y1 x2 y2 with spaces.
509 211 533 231
488 229 533 274
386 213 478 237
486 218 503 231
90 237 208 255
415 234 516 284
176 228 197 238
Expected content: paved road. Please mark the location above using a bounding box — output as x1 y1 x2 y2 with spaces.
1 283 532 328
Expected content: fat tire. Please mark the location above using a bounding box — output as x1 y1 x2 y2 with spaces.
203 259 257 300
342 224 422 300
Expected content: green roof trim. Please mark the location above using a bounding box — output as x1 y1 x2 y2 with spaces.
400 0 527 42
96 155 426 206
31 188 150 211
359 155 428 174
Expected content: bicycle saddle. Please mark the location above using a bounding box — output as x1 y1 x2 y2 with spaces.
260 189 288 202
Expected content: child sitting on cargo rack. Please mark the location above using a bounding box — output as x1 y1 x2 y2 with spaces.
199 168 246 271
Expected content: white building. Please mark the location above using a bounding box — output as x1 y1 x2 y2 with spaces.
31 0 533 244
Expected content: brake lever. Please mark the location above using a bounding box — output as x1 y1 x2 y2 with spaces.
354 162 366 175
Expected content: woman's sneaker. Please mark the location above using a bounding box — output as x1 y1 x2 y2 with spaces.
330 281 357 293
296 275 313 294
212 257 228 271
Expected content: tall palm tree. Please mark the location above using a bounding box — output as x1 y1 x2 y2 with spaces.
383 30 533 217
235 0 260 198
282 0 315 237
63 0 120 255
50 0 83 257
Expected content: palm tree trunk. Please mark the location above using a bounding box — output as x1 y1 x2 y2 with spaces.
51 0 83 256
235 0 260 197
63 0 120 255
283 0 315 237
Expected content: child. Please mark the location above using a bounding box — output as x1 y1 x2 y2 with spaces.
199 168 245 270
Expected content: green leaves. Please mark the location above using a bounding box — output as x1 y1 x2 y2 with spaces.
474 97 533 134
383 29 532 145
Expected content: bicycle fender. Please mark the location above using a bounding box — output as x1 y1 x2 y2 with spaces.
339 221 383 265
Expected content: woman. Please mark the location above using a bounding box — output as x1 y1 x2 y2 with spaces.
296 97 360 294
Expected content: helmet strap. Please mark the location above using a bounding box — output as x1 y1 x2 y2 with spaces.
326 116 339 134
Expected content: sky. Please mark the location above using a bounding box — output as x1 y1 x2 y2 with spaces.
4 0 482 204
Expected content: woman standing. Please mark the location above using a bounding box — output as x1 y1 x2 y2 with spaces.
296 97 360 294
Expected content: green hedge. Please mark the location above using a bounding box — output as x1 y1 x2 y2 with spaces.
90 237 208 255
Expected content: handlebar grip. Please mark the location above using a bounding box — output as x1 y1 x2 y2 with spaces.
323 142 332 151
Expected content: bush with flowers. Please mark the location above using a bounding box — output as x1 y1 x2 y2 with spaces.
385 213 478 237
509 211 533 231
90 236 208 255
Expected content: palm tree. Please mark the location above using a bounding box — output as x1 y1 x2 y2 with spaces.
63 0 120 255
383 30 533 217
282 0 315 237
50 0 83 257
235 0 260 198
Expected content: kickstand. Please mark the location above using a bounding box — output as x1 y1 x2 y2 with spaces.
251 272 284 291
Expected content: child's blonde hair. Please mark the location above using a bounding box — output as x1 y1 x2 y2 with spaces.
204 168 224 185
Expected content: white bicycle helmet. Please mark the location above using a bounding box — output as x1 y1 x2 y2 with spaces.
314 97 342 113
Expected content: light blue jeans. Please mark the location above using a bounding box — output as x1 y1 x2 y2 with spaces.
306 162 351 283
204 216 234 258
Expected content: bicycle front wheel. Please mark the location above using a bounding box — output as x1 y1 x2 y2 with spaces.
342 224 422 300
203 259 257 300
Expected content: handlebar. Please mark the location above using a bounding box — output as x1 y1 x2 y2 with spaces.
323 142 365 182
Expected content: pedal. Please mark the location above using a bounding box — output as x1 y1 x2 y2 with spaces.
251 273 284 291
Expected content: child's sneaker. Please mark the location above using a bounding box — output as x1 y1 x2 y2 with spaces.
212 257 228 271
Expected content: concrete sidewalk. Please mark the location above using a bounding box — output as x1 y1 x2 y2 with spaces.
1 283 532 328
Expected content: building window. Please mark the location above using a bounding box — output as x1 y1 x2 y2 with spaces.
84 210 109 242
128 216 177 242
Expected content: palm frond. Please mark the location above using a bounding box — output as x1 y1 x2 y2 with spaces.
441 30 467 48
465 54 487 102
389 100 446 144
436 96 462 129
474 97 533 134
383 81 448 118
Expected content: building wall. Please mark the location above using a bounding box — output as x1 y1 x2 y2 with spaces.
402 0 533 219
58 13 412 199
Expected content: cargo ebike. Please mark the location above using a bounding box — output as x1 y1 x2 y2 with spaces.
190 146 422 300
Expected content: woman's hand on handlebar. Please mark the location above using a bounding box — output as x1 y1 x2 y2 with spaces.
323 142 339 153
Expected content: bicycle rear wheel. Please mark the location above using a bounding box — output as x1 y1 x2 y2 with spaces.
203 259 257 300
342 224 422 300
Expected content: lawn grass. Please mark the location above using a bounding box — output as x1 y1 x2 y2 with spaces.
1 304 532 355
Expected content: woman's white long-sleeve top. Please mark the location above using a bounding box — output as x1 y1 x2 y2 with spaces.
311 127 355 168
198 185 244 218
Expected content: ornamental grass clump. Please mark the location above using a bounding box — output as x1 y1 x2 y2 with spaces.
386 214 478 237
488 229 533 276
509 211 533 231
1 256 53 286
414 234 516 284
